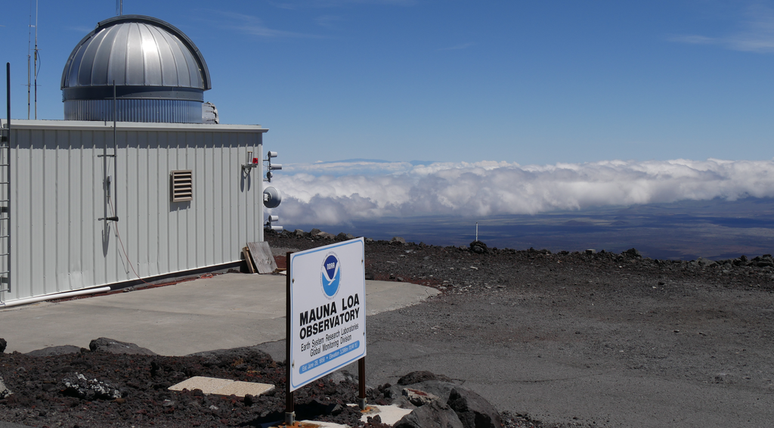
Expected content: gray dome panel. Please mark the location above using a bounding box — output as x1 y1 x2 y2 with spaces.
62 15 211 90
62 15 210 91
61 15 211 123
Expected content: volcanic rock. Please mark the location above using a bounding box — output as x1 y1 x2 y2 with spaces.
398 370 441 385
61 372 122 400
403 387 441 406
447 387 503 428
26 345 83 357
186 345 274 368
394 399 464 428
0 376 12 398
470 241 488 254
325 369 356 384
623 248 642 258
89 337 157 355
695 257 716 267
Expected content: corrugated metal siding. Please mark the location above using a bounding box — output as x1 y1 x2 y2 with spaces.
1 120 266 303
64 100 203 123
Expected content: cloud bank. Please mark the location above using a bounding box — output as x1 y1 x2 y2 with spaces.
269 159 774 225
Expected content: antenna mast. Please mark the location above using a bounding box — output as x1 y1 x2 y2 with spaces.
27 0 32 120
33 0 38 120
117 0 123 16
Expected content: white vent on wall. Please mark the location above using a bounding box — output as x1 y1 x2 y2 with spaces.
171 170 193 202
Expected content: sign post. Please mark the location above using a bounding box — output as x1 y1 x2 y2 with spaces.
285 238 367 424
285 252 294 425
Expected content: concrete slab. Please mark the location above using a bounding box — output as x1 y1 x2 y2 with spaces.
0 273 439 356
268 405 411 428
283 422 347 428
359 405 412 425
299 423 346 428
168 376 274 397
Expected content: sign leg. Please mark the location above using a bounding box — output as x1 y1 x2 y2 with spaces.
286 251 295 424
358 357 366 410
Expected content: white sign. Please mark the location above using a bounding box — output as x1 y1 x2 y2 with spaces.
288 238 366 391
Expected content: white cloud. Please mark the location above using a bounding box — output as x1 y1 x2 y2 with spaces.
269 159 774 225
212 11 322 38
670 4 774 53
282 159 415 176
669 34 715 45
316 15 344 30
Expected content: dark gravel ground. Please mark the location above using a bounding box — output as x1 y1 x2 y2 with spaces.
1 229 773 427
0 345 387 427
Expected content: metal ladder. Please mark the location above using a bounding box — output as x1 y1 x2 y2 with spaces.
0 120 10 293
1 63 11 294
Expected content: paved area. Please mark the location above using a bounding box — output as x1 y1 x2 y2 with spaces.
0 273 439 356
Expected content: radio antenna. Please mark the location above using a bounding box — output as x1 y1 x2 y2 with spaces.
116 0 123 16
27 0 32 120
33 0 38 120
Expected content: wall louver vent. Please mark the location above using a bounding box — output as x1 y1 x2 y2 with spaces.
171 170 193 202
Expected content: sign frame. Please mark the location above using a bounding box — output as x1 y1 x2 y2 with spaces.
285 237 367 392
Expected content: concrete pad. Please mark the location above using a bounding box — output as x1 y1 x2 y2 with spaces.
295 422 347 428
168 376 274 397
265 422 346 428
216 380 275 397
363 281 439 315
359 404 412 425
0 273 439 356
271 405 411 428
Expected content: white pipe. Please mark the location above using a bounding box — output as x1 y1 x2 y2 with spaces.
1 286 111 309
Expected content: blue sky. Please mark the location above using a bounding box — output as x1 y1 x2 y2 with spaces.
2 0 774 166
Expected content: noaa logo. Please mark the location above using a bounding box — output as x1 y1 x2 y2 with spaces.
321 253 341 298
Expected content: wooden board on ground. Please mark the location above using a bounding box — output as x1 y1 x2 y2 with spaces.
248 241 278 274
242 247 256 273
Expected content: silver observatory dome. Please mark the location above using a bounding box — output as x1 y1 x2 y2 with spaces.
61 15 211 123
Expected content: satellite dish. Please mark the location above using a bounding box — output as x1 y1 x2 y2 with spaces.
263 186 282 208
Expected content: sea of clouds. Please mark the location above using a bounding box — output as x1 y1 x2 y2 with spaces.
269 159 774 226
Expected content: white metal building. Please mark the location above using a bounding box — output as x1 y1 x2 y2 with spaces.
0 119 267 306
0 15 273 306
